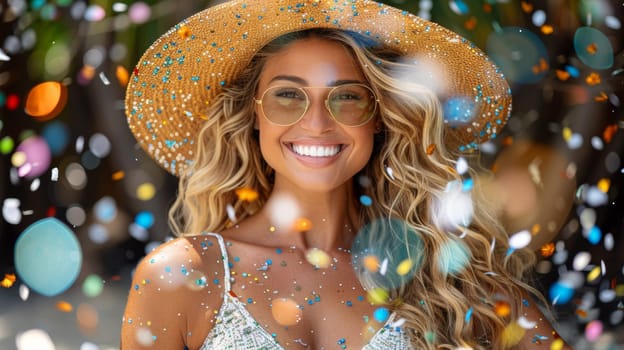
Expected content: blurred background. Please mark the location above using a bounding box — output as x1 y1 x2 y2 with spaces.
1 0 623 349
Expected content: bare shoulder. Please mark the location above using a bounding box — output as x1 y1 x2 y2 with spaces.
516 294 574 350
121 234 228 349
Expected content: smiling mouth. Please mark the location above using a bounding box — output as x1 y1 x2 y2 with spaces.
288 143 344 157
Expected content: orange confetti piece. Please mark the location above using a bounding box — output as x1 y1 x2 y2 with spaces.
363 255 380 273
594 91 608 102
177 26 192 39
56 301 73 312
1 273 16 288
502 136 514 146
271 298 302 326
293 217 312 232
597 178 610 193
494 300 511 317
541 25 554 35
112 170 125 181
81 65 96 80
575 309 588 318
520 1 533 13
603 124 618 143
586 43 598 55
426 144 436 155
464 17 477 30
555 70 570 81
532 58 549 74
483 3 492 13
116 66 129 87
25 81 68 121
586 72 601 85
235 187 258 202
531 223 541 235
540 242 555 257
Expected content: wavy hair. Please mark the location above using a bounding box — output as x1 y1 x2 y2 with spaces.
169 29 539 349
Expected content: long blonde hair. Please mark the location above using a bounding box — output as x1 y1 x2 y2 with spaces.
169 29 538 349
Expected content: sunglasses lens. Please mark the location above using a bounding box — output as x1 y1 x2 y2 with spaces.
261 87 308 125
260 84 377 126
328 85 376 126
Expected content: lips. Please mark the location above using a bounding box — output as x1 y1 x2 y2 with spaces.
289 143 343 157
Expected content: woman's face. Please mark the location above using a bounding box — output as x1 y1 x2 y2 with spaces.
255 37 378 193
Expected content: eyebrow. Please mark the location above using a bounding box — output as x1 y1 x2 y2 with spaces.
268 75 366 86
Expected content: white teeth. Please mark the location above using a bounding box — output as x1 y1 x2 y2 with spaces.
291 144 341 157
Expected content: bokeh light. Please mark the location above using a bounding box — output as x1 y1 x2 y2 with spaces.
486 27 549 84
14 218 82 296
352 218 423 290
0 1 623 348
24 81 68 121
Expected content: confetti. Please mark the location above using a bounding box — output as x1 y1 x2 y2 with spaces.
1 273 16 288
501 322 525 347
367 288 389 305
24 81 68 120
293 217 312 232
98 71 110 85
396 259 413 276
494 300 511 317
585 72 601 85
584 320 603 341
56 301 73 312
373 307 390 322
116 65 129 86
305 248 331 268
509 230 532 249
234 187 258 202
271 298 302 326
362 255 380 273
14 218 83 296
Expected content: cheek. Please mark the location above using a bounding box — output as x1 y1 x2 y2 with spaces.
352 129 376 166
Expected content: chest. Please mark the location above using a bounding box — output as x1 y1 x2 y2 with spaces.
227 246 384 348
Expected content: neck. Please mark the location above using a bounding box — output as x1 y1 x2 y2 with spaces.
260 180 360 252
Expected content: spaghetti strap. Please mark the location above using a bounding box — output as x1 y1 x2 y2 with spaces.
203 232 231 292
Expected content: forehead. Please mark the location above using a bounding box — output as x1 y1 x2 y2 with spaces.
259 37 365 86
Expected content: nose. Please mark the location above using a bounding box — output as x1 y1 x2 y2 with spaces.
298 91 335 132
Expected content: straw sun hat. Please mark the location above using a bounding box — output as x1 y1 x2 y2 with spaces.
125 0 512 177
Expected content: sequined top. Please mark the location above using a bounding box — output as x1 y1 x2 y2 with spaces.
199 233 413 349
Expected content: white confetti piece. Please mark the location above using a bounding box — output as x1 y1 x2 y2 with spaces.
385 166 394 180
379 258 388 276
0 48 10 61
51 167 59 181
455 157 468 175
99 71 110 85
509 230 531 249
19 284 30 301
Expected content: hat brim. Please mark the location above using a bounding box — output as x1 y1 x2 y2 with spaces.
126 0 511 177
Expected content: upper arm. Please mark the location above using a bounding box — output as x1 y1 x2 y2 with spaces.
120 236 225 349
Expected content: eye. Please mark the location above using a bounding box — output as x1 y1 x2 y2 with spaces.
272 87 306 100
331 85 371 101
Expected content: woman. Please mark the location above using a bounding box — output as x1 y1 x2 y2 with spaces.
122 1 570 349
